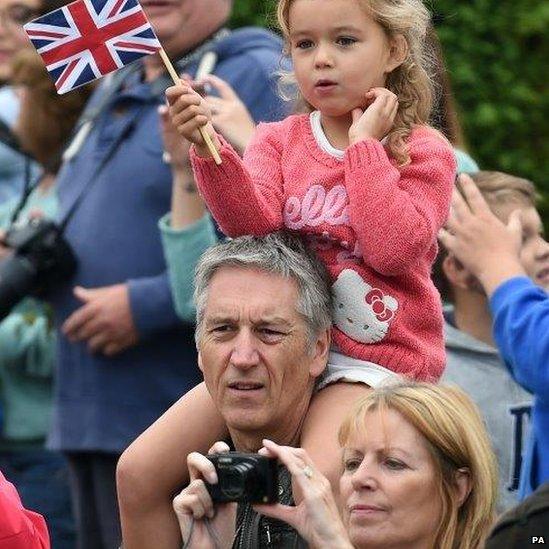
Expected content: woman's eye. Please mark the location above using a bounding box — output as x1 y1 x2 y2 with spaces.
384 458 406 470
337 36 357 46
344 459 361 472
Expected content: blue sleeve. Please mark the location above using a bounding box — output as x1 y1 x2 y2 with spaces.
490 276 549 395
159 213 218 322
127 271 183 338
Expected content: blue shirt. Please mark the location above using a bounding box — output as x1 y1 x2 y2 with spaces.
490 276 549 498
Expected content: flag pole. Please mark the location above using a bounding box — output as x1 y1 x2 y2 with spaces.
159 48 222 165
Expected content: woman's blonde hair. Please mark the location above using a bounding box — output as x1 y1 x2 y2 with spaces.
276 0 435 166
338 381 498 549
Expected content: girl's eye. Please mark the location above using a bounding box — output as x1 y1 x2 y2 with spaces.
295 39 314 50
337 36 357 46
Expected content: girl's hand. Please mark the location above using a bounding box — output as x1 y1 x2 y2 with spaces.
173 441 237 549
200 74 256 155
349 87 398 145
254 440 352 549
165 83 218 157
158 104 191 171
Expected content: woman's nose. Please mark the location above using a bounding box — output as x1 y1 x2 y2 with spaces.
351 461 378 491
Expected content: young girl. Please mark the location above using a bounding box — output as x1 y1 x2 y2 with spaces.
122 0 455 543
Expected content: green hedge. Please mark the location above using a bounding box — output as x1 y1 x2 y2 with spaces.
230 0 548 221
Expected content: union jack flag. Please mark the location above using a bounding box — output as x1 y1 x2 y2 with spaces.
24 0 162 94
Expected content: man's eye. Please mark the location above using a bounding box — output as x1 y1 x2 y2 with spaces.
211 325 231 334
336 36 357 46
260 328 284 338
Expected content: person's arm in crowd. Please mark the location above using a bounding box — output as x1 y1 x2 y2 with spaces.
157 103 218 322
254 440 353 549
0 471 50 549
165 84 286 238
439 173 549 393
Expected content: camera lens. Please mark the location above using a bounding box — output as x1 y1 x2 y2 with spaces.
220 462 254 500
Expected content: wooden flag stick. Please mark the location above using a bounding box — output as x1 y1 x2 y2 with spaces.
159 48 222 165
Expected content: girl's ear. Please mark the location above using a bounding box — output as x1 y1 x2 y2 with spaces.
385 34 409 73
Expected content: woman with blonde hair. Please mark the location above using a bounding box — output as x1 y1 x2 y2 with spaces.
175 381 498 548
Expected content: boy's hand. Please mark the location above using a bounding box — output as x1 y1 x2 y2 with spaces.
349 87 398 145
165 83 217 156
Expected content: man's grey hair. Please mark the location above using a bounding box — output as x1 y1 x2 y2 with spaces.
194 231 333 347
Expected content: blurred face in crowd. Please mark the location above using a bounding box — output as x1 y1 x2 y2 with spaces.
340 408 442 549
197 266 328 447
0 0 38 81
140 0 231 57
495 202 549 291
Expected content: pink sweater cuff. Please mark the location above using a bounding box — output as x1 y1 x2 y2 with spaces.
345 138 389 169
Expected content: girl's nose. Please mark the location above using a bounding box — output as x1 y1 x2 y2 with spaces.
314 44 334 68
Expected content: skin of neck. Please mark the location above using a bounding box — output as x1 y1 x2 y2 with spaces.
320 111 354 150
451 286 495 347
227 386 314 453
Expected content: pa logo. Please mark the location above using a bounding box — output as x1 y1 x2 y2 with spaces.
532 537 545 544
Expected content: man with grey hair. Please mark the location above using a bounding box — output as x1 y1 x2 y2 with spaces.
119 231 332 548
119 232 331 548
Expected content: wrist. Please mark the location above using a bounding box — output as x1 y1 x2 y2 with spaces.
477 257 526 297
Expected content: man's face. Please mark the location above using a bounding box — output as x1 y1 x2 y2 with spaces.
495 202 549 290
140 0 226 57
198 266 328 438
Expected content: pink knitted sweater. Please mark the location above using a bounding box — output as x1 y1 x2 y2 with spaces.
190 114 456 381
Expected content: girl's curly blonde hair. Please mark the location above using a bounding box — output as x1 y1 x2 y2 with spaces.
277 0 436 166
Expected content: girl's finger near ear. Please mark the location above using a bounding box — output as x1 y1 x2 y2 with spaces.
457 174 492 216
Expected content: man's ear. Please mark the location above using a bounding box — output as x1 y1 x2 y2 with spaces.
454 468 472 507
385 34 409 73
197 350 204 373
309 328 331 379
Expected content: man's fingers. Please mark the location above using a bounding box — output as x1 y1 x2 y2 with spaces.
87 332 110 354
74 285 94 302
62 304 97 338
253 503 298 528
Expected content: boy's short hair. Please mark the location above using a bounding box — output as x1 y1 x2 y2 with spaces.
433 171 537 303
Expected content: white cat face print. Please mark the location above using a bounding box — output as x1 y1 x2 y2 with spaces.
332 269 399 344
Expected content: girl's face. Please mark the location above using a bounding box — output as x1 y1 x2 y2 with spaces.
288 0 401 117
339 408 443 549
0 0 39 81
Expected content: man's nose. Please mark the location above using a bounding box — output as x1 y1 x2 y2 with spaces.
229 330 260 370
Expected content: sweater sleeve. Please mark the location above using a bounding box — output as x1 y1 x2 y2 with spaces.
490 276 549 396
0 472 50 549
344 129 456 275
189 124 285 237
159 212 218 322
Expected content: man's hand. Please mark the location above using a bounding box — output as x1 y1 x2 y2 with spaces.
62 284 139 356
173 441 237 549
349 87 398 145
439 174 526 296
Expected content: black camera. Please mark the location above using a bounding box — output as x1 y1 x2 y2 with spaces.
206 452 279 504
0 218 77 320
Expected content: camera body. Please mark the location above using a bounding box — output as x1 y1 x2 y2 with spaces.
0 218 77 320
206 452 279 504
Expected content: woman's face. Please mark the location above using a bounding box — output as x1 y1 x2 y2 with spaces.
0 0 39 81
340 408 442 549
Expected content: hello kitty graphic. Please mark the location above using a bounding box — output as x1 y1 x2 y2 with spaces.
332 269 399 344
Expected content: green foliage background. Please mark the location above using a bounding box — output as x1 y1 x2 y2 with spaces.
230 0 548 223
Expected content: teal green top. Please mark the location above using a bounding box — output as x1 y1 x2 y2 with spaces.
454 149 480 174
158 213 218 322
0 184 58 449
